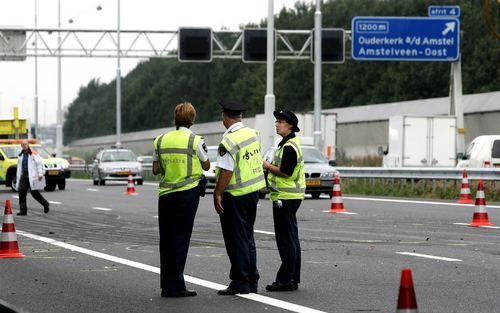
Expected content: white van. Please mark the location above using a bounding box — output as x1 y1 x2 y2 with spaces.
457 135 500 168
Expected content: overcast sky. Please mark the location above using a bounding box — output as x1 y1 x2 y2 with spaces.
0 0 304 125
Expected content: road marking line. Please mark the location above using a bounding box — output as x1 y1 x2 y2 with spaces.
49 201 61 205
344 196 500 209
254 230 275 235
396 252 462 262
17 230 326 313
87 188 99 192
453 223 500 229
92 207 112 211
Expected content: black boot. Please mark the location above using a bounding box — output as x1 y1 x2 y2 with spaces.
17 210 27 216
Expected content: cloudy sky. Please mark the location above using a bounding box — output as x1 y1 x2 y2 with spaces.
0 0 305 125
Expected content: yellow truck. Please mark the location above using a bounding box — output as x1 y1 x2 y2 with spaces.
0 139 69 192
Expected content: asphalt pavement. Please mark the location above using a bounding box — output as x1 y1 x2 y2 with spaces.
0 179 499 313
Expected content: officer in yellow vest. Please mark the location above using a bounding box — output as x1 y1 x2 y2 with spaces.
263 110 305 292
152 102 210 297
214 99 266 295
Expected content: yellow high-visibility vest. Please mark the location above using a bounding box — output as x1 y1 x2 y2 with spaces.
217 127 266 196
154 130 202 196
267 136 305 201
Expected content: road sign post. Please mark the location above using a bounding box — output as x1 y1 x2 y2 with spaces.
351 17 460 62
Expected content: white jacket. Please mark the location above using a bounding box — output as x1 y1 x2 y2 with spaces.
16 152 46 190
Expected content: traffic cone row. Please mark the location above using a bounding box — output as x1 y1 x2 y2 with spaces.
0 200 24 258
124 170 138 195
469 180 494 227
457 169 473 204
329 174 348 213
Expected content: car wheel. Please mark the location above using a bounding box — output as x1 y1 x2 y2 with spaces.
93 179 98 186
311 192 321 199
57 179 66 190
45 181 56 192
136 179 143 185
10 175 18 192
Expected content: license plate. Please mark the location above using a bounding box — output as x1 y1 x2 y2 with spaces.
47 170 60 175
116 171 129 176
306 180 321 186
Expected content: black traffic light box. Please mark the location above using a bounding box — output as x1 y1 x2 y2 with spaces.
311 28 345 64
242 28 276 63
178 27 212 62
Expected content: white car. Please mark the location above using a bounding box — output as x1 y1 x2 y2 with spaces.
203 146 218 188
92 148 143 185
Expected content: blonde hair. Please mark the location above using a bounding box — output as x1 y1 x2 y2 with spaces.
174 102 196 128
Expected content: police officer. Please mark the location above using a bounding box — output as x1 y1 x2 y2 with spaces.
214 99 266 295
263 110 305 292
152 102 210 297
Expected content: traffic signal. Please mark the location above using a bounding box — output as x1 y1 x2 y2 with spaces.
242 28 276 63
178 27 212 63
311 28 345 64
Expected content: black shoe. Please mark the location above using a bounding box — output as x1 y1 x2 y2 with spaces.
17 211 27 216
217 287 250 295
44 205 50 213
161 289 197 297
265 281 296 292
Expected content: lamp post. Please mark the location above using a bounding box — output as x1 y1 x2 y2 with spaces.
313 0 322 150
116 0 122 147
34 0 39 139
263 0 275 153
56 0 63 156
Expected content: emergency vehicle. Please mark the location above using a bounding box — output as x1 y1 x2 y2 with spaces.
0 139 69 192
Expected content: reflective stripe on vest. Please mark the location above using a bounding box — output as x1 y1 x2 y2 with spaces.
220 127 266 196
268 137 306 198
154 130 202 193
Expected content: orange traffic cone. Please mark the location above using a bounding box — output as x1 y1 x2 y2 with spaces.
457 169 473 204
329 174 347 213
396 268 418 313
124 170 138 195
469 180 494 227
0 200 24 258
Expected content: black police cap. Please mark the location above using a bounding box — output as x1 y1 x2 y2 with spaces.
273 110 300 132
219 98 246 115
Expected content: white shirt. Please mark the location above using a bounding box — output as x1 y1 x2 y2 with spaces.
153 127 208 162
216 122 245 171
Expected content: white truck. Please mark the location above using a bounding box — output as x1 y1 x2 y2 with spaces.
457 135 500 168
382 115 457 167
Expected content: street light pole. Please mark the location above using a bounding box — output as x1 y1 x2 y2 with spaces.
116 0 122 147
263 0 275 153
34 0 39 139
56 0 63 156
313 0 322 150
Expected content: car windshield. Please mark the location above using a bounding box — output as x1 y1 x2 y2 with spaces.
207 147 218 162
303 147 328 163
101 150 136 162
138 156 153 163
32 146 52 158
1 146 22 158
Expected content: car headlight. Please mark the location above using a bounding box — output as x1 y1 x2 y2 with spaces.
321 172 335 178
61 161 69 169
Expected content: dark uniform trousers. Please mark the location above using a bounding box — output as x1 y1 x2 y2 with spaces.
158 187 199 292
273 199 302 284
18 172 49 213
220 191 260 291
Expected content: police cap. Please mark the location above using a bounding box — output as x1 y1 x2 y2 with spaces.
273 110 300 132
219 98 246 115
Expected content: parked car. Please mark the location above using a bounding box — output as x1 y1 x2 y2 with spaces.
91 148 143 185
457 135 500 168
203 146 218 188
137 155 153 167
262 145 338 199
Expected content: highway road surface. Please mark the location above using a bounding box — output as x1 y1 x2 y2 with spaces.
1 179 499 313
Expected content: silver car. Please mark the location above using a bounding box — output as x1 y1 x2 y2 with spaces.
263 145 337 199
203 146 218 188
92 149 143 185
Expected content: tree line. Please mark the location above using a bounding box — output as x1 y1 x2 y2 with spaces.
64 0 500 144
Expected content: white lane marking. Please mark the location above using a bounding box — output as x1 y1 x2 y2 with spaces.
396 252 462 262
92 207 112 211
254 230 275 235
17 230 326 313
87 188 99 192
49 201 61 205
344 196 500 209
453 223 500 229
322 210 358 214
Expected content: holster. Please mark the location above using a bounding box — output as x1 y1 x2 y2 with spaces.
198 175 207 197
